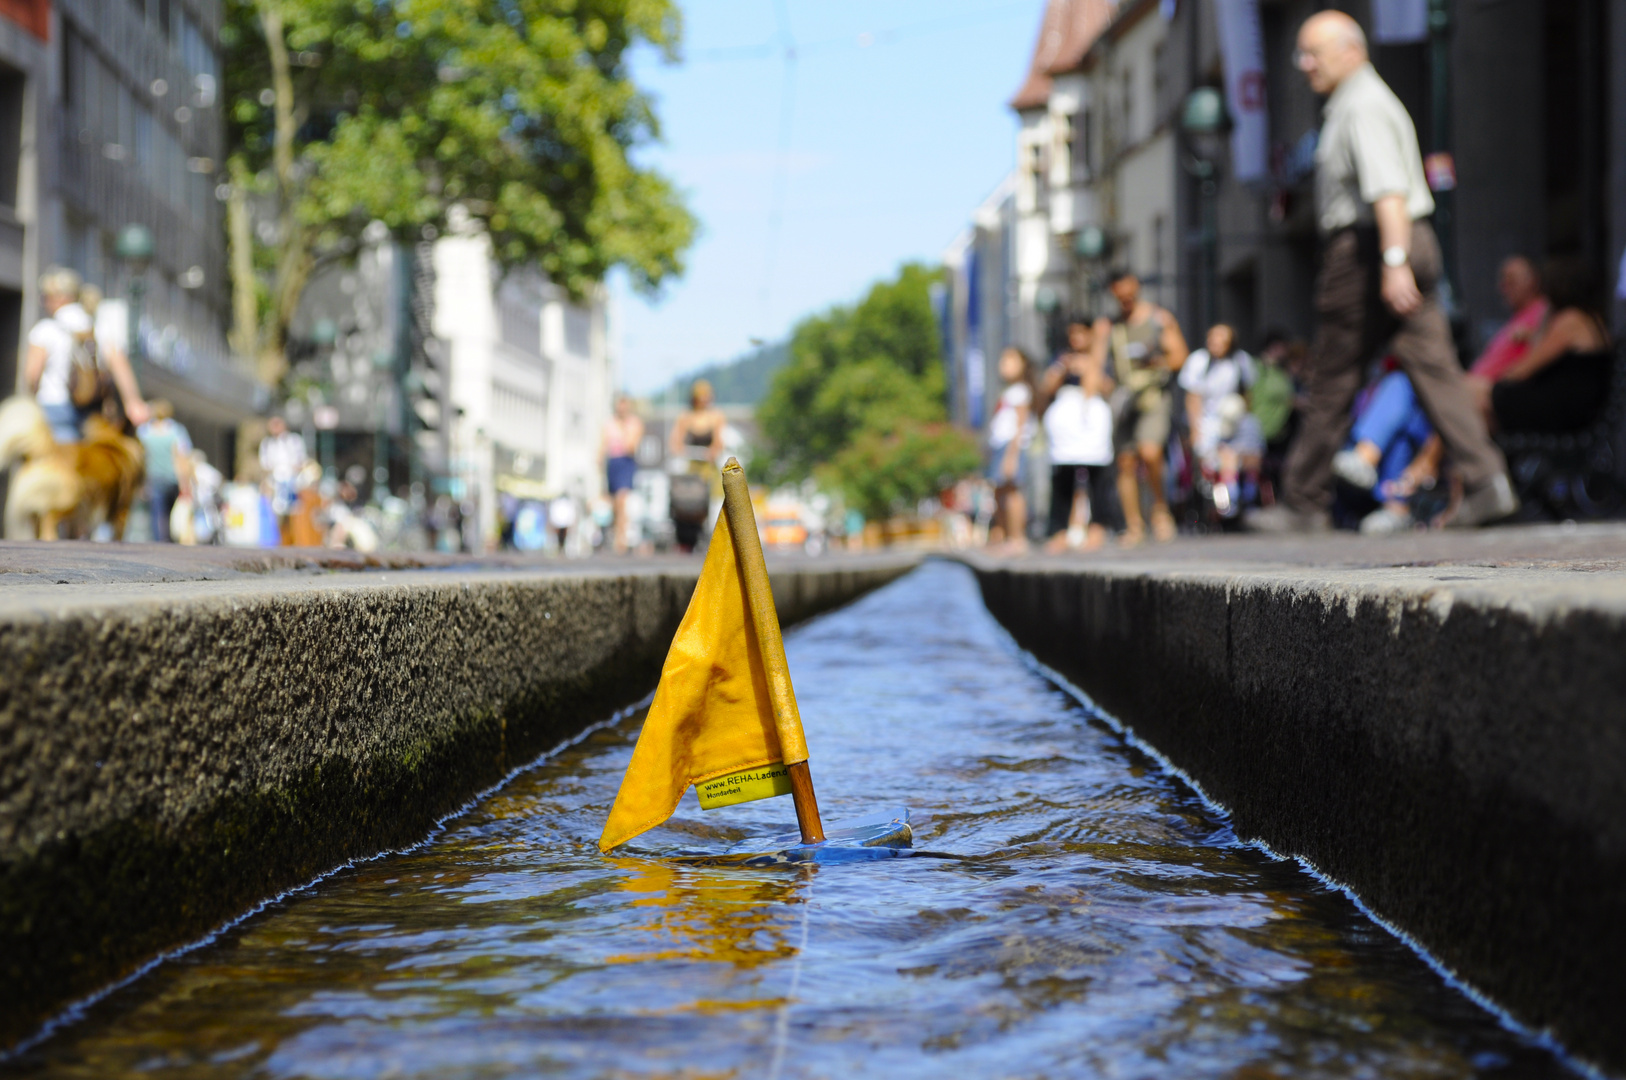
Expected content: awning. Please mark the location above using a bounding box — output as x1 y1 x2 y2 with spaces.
133 356 269 430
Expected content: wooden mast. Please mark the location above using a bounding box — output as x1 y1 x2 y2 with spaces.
719 457 826 844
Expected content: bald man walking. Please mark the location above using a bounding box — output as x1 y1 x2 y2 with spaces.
1248 12 1516 532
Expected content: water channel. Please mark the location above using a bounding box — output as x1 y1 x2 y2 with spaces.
10 562 1573 1078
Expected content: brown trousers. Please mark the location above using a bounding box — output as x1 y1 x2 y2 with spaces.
1283 220 1506 512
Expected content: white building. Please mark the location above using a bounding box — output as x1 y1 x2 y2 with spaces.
942 174 1016 429
995 0 1179 361
1088 0 1178 313
944 0 1187 445
1007 0 1119 356
433 229 614 549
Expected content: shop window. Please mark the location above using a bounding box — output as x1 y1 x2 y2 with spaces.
0 65 22 209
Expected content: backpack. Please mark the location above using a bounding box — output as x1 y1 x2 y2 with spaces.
65 324 108 410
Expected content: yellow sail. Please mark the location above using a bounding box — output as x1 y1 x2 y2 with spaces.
599 505 793 852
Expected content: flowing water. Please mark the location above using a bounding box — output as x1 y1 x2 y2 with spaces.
10 562 1573 1078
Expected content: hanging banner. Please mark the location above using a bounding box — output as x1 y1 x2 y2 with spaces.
1215 0 1268 185
1372 0 1429 44
964 247 985 425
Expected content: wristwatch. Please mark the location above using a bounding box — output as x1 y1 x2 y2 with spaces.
1382 246 1410 268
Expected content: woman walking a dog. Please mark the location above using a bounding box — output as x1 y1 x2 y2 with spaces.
25 267 149 442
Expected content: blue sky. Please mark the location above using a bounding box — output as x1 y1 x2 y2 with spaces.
609 0 1041 394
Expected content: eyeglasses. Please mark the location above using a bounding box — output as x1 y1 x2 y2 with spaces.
1293 42 1341 67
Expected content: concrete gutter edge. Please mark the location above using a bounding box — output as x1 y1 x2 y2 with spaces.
0 553 923 1049
962 554 1626 1073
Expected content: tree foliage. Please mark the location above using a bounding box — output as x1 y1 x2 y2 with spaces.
756 263 979 519
822 423 983 523
222 0 695 382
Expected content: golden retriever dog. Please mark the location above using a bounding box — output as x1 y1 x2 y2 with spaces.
0 396 145 540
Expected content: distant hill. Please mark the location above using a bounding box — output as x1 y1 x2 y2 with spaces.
661 341 789 406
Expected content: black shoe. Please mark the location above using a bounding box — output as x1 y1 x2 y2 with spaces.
1242 504 1332 534
1447 473 1519 528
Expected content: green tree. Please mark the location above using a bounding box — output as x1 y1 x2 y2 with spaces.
821 423 983 523
756 262 979 519
222 0 695 384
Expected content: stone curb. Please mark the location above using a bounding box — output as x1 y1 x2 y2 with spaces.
962 548 1626 1073
0 552 922 1049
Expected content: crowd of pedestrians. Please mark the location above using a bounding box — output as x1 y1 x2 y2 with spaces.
5 16 1618 557
980 9 1616 550
5 273 698 555
985 294 1278 552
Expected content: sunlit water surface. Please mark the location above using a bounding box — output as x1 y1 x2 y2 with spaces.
11 562 1571 1079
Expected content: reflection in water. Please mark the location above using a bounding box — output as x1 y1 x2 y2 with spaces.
9 562 1571 1078
605 859 803 971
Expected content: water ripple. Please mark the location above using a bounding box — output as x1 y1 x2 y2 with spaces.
7 562 1570 1079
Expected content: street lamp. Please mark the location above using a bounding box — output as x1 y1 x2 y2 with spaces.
115 224 155 361
1181 87 1229 330
372 347 393 504
1074 225 1110 262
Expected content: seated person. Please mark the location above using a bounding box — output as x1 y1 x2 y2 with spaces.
1332 364 1434 534
1484 259 1612 434
1179 324 1263 518
1469 256 1549 386
1347 258 1558 531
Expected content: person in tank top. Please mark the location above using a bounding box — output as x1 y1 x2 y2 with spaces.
670 379 726 466
1485 258 1614 435
1091 269 1189 546
669 379 728 550
601 393 645 554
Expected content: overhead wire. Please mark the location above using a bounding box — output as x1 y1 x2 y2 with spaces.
758 0 797 335
686 0 1033 64
701 0 1033 343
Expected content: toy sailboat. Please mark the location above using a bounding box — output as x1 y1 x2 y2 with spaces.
599 457 911 862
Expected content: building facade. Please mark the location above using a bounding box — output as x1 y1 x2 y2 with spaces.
1005 0 1119 360
284 224 449 516
1089 0 1178 314
0 0 262 466
433 231 615 550
0 0 46 385
968 0 1180 369
942 175 1016 430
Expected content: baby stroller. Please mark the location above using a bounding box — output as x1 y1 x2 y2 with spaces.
668 469 712 551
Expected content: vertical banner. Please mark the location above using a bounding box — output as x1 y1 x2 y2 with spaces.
964 247 985 427
1372 0 1429 44
1215 0 1268 185
932 278 954 422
